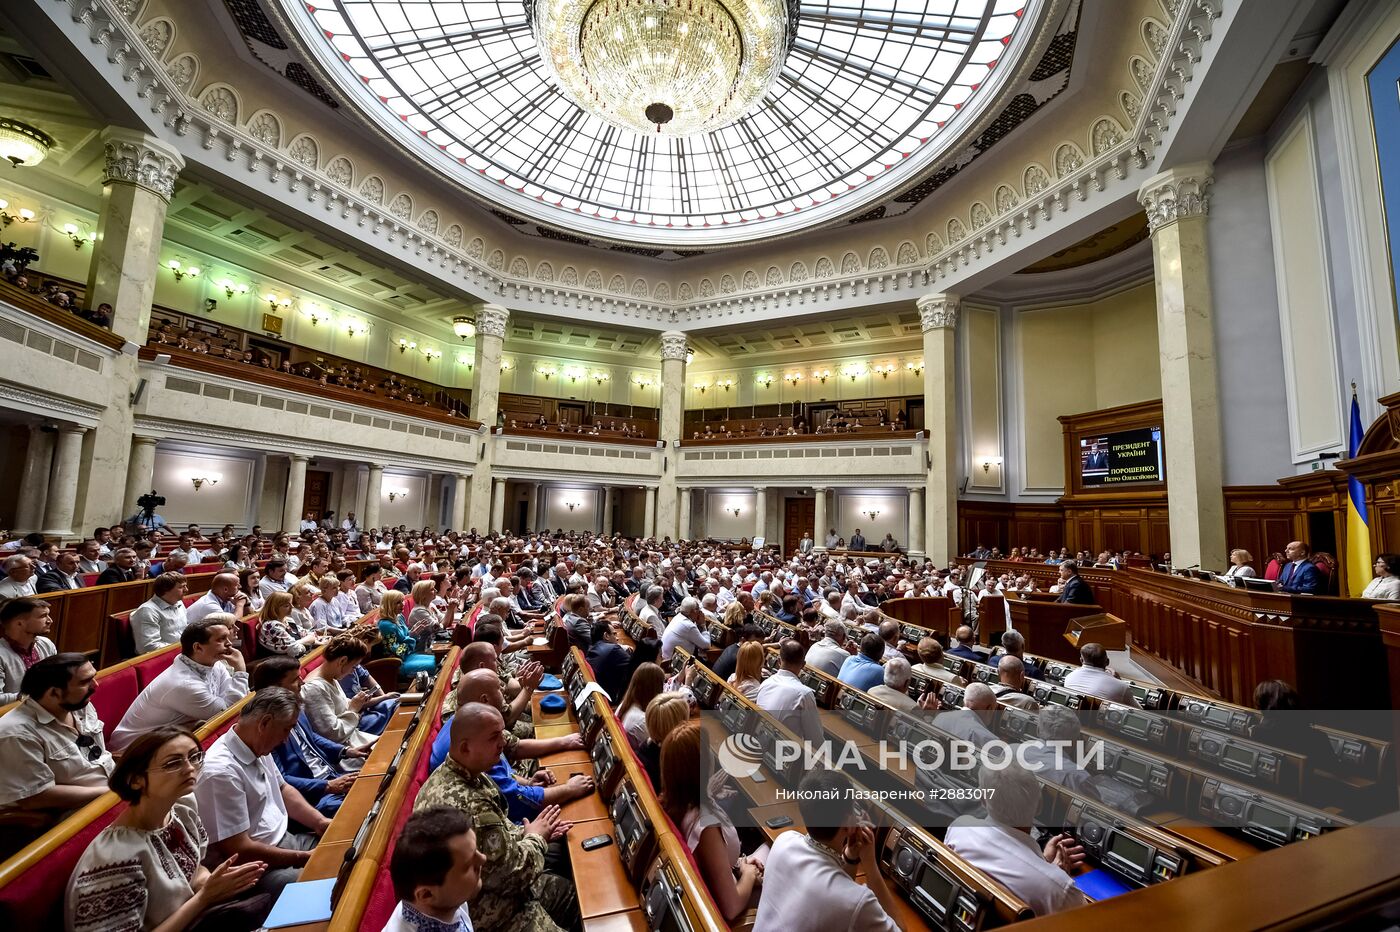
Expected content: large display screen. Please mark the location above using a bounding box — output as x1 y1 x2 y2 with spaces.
1079 427 1164 486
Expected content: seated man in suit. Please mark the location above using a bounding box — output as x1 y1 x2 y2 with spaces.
95 547 145 586
1276 540 1322 594
35 551 83 593
1053 561 1096 604
946 626 989 664
253 657 365 816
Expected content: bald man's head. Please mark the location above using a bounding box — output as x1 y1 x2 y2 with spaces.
450 702 506 771
456 667 503 709
964 682 997 712
954 626 974 644
460 642 497 672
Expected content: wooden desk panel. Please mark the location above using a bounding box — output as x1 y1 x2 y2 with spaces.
539 747 592 767
583 910 648 932
544 761 610 823
301 840 352 880
748 802 803 846
359 732 409 777
566 817 640 919
321 779 381 845
534 722 577 740
533 692 575 728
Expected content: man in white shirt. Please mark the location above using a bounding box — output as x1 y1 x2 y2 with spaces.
752 769 901 931
818 589 842 621
805 620 851 677
823 528 840 550
945 762 1088 917
0 599 58 705
0 653 114 815
110 615 249 750
700 593 721 624
299 515 319 533
753 639 823 747
380 806 484 932
130 572 190 654
167 533 204 566
660 597 711 661
259 559 298 598
195 686 330 901
1063 643 1141 707
188 572 249 624
0 555 37 599
636 586 667 640
587 574 616 613
867 656 919 711
990 656 1042 712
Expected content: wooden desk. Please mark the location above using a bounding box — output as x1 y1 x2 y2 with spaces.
822 714 884 752
321 779 381 845
583 910 648 932
544 761 611 823
566 817 640 919
1007 598 1102 664
388 705 419 730
539 747 592 767
748 801 803 846
301 840 352 880
359 731 410 777
533 691 575 728
733 769 782 807
534 722 577 740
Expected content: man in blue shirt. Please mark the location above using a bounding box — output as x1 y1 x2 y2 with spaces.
837 634 887 692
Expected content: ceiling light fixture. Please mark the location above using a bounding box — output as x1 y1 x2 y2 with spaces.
0 118 54 167
452 316 476 340
531 0 793 135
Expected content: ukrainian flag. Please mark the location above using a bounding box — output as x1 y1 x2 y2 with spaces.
1345 390 1372 597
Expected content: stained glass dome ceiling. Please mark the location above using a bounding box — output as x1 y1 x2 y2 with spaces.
279 0 1046 246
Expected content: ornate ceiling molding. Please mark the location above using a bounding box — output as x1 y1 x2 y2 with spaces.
54 0 1219 328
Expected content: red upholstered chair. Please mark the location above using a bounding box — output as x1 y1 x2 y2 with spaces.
80 573 99 588
236 617 259 662
0 802 125 927
101 610 137 668
303 653 324 675
91 666 139 743
135 646 179 688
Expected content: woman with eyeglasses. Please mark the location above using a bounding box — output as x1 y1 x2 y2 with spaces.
66 725 270 932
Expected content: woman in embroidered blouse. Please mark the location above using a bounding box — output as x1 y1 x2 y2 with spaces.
309 574 347 631
301 635 379 753
289 581 321 633
330 571 362 626
375 591 435 677
257 591 318 658
66 726 268 932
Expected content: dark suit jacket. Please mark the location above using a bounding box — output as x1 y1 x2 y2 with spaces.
1277 560 1322 595
35 570 82 593
586 641 632 704
849 535 867 551
1056 576 1096 605
96 567 136 586
947 643 990 664
271 713 347 803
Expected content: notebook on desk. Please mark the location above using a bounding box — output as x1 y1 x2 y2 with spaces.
264 877 336 928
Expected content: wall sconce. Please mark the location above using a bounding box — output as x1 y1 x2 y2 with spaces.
981 456 1003 474
591 370 610 385
783 372 803 385
264 293 292 312
756 373 774 388
0 200 34 226
499 359 513 372
693 381 709 394
716 378 735 392
565 501 581 512
685 351 694 365
61 223 95 249
729 506 742 517
422 347 442 362
564 366 585 383
864 509 881 521
387 488 409 502
218 278 249 299
457 352 473 368
871 363 897 379
189 473 221 492
632 374 655 388
536 364 557 380
452 316 476 340
905 359 925 375
812 368 831 384
397 338 417 354
843 363 867 382
167 259 200 281
346 318 369 338
303 303 331 327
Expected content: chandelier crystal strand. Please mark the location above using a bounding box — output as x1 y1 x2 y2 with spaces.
534 0 791 136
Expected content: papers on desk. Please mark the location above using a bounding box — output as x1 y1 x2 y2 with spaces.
532 636 550 646
264 877 335 928
1073 869 1133 901
573 681 610 711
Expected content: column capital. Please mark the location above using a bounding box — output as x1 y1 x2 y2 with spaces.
456 472 470 481
100 127 184 202
916 294 960 331
57 424 89 437
1138 161 1214 234
367 463 384 472
659 330 689 362
132 435 159 447
288 453 309 463
475 304 509 339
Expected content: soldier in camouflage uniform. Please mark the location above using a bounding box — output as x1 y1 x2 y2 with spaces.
416 702 579 932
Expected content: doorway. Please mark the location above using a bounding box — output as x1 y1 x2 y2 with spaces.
303 469 332 521
783 497 815 556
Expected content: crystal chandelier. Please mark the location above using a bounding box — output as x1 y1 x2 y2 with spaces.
0 118 54 167
531 0 795 136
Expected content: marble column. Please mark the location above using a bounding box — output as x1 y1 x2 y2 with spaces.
907 487 925 560
524 482 541 532
753 486 767 542
452 473 469 531
282 454 308 534
812 487 828 552
490 477 507 533
655 331 687 541
74 129 183 533
15 425 54 533
364 464 384 531
601 487 614 535
678 487 693 541
1138 163 1227 570
42 425 88 537
644 487 657 539
467 305 509 531
919 294 960 566
121 435 159 519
